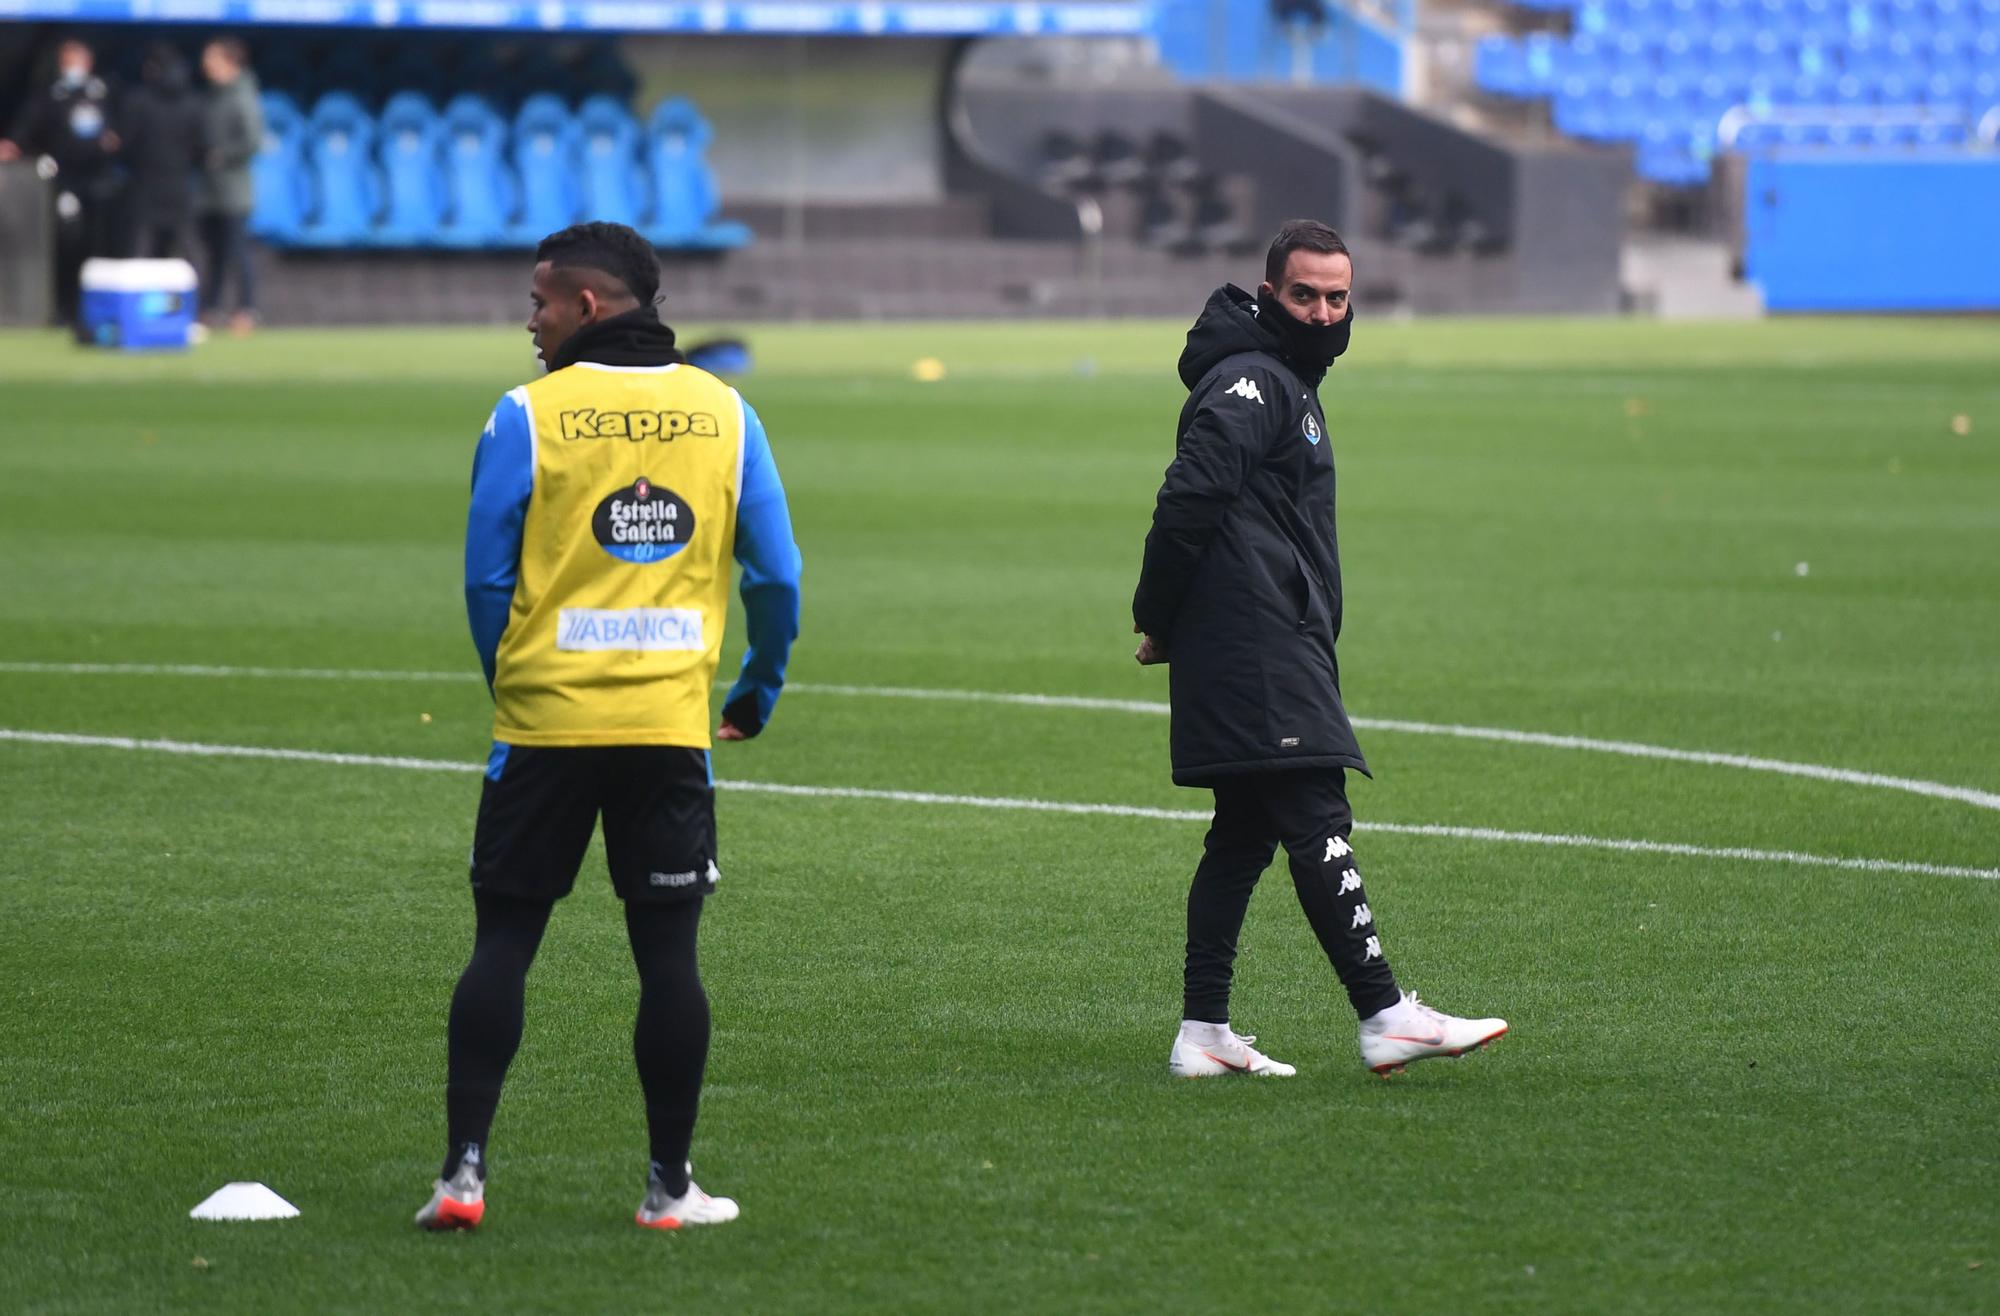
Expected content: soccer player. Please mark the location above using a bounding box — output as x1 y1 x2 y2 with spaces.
415 222 801 1230
1132 220 1506 1079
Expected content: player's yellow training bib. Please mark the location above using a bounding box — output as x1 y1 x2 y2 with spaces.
492 362 745 747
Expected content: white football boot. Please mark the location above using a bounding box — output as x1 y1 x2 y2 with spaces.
1358 992 1508 1076
1168 1021 1298 1077
414 1157 485 1231
636 1161 740 1231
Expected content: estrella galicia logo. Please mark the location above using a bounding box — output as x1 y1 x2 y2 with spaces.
592 477 695 563
1303 413 1322 445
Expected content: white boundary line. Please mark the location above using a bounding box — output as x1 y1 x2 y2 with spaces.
5 661 1997 815
0 661 479 684
2 727 1994 883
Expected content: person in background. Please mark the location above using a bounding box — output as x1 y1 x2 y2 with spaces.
0 36 122 325
1133 220 1508 1080
197 37 263 334
119 44 206 260
414 221 802 1234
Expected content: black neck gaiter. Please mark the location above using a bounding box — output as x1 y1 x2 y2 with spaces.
545 305 683 374
1255 290 1353 386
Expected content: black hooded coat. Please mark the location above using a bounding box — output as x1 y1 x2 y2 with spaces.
120 51 206 229
1132 284 1367 787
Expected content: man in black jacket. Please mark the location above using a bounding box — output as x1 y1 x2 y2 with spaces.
1133 220 1506 1078
119 45 205 259
0 37 122 324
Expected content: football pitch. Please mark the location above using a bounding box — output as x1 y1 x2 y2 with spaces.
2 314 1996 1314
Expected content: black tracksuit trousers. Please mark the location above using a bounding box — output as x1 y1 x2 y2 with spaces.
1184 768 1401 1023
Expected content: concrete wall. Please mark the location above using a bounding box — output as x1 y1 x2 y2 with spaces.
0 164 54 327
950 81 1629 313
622 35 952 204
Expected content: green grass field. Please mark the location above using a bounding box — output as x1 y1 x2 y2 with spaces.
2 315 1997 1314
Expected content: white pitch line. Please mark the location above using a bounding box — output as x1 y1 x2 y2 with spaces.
5 661 1998 815
2 727 1995 883
0 661 479 683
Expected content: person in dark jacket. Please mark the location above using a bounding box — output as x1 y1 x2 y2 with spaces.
1133 219 1507 1079
197 37 264 333
119 44 206 259
0 37 122 323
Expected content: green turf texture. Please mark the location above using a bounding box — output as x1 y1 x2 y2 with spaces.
1 316 1996 1314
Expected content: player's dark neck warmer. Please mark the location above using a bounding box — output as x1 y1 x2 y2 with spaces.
1254 289 1353 386
545 306 683 374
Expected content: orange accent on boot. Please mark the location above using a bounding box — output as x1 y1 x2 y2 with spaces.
636 1211 684 1231
435 1196 485 1229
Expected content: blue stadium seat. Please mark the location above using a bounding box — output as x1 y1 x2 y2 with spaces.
376 92 446 247
1554 92 1617 138
297 93 380 248
250 92 310 245
1834 72 1874 102
436 94 515 249
1795 0 1848 43
643 98 750 250
576 95 648 228
511 94 581 243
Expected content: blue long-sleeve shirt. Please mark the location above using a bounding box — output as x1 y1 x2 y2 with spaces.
463 386 802 735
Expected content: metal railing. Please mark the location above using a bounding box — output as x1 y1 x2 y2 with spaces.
1715 102 1981 149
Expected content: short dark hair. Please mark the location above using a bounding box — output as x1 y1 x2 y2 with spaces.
535 222 661 307
1265 219 1350 288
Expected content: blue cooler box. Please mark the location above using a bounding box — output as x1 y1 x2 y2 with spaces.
79 258 199 350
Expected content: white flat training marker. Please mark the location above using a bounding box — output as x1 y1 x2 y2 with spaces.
190 1182 300 1222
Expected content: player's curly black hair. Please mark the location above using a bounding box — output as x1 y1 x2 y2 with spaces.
535 222 661 308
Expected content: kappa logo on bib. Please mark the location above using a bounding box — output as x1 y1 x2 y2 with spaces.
592 477 695 563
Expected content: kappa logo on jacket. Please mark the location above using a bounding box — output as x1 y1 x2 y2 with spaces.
1224 377 1265 405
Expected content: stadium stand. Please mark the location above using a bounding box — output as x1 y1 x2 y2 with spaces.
29 30 744 252
1474 0 2000 183
237 81 745 252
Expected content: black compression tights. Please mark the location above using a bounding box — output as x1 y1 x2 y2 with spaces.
443 895 709 1196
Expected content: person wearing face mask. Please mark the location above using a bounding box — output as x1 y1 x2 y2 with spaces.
0 36 123 325
1133 219 1508 1080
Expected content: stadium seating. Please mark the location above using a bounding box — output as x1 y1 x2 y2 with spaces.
376 93 447 247
435 94 515 249
642 98 752 250
577 95 649 230
249 86 749 253
1476 0 2000 184
297 93 380 247
510 94 582 243
249 93 310 245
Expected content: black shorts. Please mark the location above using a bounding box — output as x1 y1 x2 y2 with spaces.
470 744 718 905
